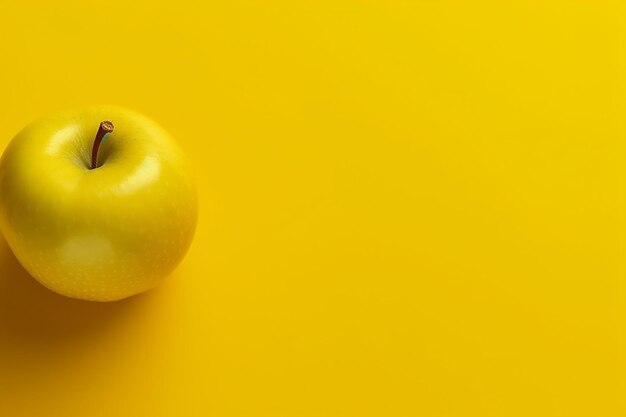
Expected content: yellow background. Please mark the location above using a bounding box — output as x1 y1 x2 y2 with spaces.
1 1 625 416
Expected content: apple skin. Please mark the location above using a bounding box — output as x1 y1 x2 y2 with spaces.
0 106 198 301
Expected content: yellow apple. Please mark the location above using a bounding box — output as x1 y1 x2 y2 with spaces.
0 106 198 301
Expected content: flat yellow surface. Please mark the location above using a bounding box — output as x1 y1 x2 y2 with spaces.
1 1 625 416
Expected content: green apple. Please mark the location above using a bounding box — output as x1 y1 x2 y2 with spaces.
0 106 198 301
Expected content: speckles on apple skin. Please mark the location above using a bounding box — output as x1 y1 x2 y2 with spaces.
1 207 197 301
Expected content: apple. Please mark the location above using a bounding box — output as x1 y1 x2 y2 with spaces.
0 106 198 301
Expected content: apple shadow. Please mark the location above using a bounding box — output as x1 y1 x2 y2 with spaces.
0 234 153 349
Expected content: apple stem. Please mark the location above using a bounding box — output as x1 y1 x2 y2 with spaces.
91 121 114 169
